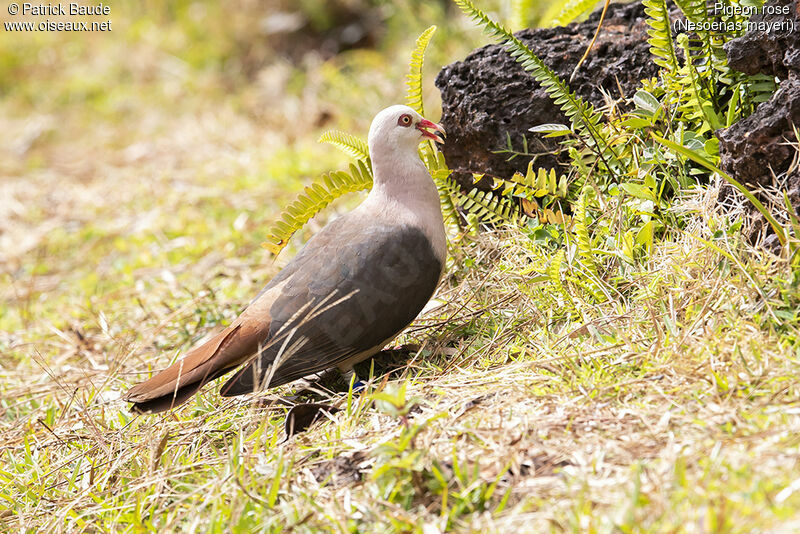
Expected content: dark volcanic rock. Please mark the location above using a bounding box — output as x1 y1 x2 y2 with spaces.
717 78 800 186
435 1 660 189
716 0 800 247
724 0 800 79
717 75 800 247
718 0 800 185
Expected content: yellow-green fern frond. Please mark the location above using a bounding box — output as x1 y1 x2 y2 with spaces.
548 248 579 314
406 26 437 117
261 160 373 255
460 188 520 225
565 273 607 303
565 187 608 304
434 172 466 231
318 130 371 163
642 0 680 74
546 0 598 27
423 145 448 173
510 0 535 30
572 188 598 277
507 162 569 198
548 248 565 291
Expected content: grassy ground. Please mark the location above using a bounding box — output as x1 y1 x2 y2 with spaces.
4 1 800 532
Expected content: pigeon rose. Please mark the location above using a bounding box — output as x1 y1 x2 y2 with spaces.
124 105 447 413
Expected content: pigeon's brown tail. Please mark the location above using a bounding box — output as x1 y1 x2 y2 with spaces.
123 323 262 414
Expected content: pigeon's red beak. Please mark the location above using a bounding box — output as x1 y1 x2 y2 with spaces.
416 119 446 144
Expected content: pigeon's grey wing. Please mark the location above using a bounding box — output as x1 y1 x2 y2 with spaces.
220 221 443 396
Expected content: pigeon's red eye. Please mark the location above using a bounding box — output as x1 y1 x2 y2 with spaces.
398 114 412 127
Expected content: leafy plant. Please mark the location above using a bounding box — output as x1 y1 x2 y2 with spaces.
452 0 787 309
642 0 680 74
369 383 508 527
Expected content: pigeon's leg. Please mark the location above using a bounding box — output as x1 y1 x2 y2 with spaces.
341 367 366 392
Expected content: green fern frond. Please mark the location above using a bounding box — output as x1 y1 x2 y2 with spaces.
424 150 461 230
565 273 607 302
423 144 448 172
642 0 680 74
510 0 535 30
405 25 437 117
262 160 373 255
439 172 520 227
572 188 598 277
434 173 466 231
673 0 758 113
565 185 608 303
745 74 778 106
548 248 580 314
454 0 620 168
406 25 465 228
508 163 569 197
676 38 723 133
548 248 564 285
460 188 520 225
318 130 371 163
547 0 599 27
672 0 726 64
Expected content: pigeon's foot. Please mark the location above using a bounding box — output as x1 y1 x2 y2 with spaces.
341 368 366 392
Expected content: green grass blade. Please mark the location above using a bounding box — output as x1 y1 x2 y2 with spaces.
652 133 787 246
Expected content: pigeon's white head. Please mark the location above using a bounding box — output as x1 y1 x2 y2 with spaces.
368 105 445 158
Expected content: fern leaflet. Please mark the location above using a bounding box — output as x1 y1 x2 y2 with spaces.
261 160 373 255
510 0 535 30
461 188 520 225
642 0 680 74
406 25 437 117
547 0 599 27
572 187 598 278
318 130 371 163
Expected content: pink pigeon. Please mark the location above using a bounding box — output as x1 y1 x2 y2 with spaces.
124 105 447 413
